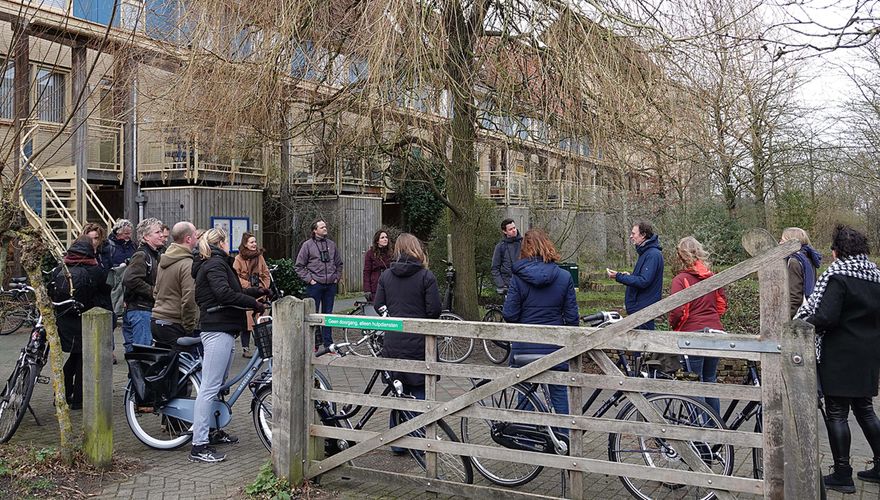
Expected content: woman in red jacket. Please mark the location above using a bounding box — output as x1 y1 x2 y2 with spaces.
362 229 393 309
668 236 727 415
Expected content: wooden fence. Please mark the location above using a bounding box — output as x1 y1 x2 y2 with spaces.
270 238 820 499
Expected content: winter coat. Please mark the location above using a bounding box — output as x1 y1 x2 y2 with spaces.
374 255 442 387
668 261 727 332
616 234 664 327
807 275 880 398
502 257 579 361
362 248 392 296
123 243 161 311
193 246 261 335
106 233 137 267
152 243 199 333
787 245 822 319
233 252 270 332
295 237 343 285
54 239 109 353
491 233 523 288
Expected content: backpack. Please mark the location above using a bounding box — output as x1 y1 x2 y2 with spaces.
50 263 94 306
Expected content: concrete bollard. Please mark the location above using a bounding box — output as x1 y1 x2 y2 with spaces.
81 307 113 469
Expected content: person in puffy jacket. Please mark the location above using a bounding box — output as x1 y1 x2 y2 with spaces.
374 233 440 454
668 236 727 414
53 236 109 409
188 228 266 464
780 227 822 319
491 218 522 291
608 221 664 329
503 229 579 417
363 228 393 306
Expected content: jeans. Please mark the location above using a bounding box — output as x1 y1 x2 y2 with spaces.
390 384 426 453
824 395 880 462
192 331 235 446
306 283 337 347
684 355 720 415
123 310 153 352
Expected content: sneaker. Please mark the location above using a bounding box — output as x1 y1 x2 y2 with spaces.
189 445 225 463
242 348 253 359
209 429 239 445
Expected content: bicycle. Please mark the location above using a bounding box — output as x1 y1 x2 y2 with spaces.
436 260 473 363
0 277 39 335
124 304 280 451
718 351 763 480
460 311 733 499
481 299 509 364
0 291 82 443
313 336 474 484
341 301 384 357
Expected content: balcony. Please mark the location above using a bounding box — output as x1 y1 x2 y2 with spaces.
15 119 123 183
289 154 385 196
477 170 529 205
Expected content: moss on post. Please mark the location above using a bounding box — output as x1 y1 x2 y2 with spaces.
81 307 113 469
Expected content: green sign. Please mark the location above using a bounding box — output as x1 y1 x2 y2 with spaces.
324 315 404 332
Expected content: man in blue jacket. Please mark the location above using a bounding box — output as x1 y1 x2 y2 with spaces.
607 221 664 329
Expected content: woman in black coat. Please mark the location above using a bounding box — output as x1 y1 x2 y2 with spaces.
373 233 440 454
798 225 880 492
53 236 109 409
188 228 265 464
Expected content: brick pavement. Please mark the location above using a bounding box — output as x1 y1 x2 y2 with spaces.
1 317 879 499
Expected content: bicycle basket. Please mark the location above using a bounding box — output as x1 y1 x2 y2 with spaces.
125 346 180 405
253 318 273 359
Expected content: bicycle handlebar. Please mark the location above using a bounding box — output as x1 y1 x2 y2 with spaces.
315 343 350 357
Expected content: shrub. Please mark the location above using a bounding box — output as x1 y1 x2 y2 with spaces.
266 258 307 299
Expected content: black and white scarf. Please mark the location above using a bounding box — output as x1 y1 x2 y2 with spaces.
795 254 880 362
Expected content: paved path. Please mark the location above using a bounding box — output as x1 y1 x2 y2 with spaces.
1 310 879 499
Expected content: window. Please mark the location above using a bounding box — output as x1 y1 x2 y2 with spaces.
0 62 13 120
73 0 120 26
35 69 65 123
37 0 67 11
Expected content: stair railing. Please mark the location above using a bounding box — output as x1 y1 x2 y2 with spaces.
81 179 115 230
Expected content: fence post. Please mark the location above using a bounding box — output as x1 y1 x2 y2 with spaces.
81 307 113 469
781 320 819 498
271 296 308 485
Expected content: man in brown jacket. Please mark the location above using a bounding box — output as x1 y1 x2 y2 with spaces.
151 221 200 351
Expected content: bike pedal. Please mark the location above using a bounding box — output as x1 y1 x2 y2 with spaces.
36 376 50 385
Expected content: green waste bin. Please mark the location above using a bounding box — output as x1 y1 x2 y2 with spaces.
559 262 579 291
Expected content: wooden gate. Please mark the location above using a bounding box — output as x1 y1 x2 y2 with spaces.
270 238 820 499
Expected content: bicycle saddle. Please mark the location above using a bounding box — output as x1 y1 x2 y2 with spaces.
176 337 203 347
510 354 568 371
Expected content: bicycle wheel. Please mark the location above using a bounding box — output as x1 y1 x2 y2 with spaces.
390 409 473 484
459 382 548 486
437 312 473 363
752 415 763 479
0 294 29 335
124 366 201 450
313 369 353 457
481 309 509 364
0 362 38 442
253 384 273 452
343 327 382 357
608 394 734 500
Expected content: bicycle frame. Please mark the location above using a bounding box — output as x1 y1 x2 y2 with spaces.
321 368 403 429
721 360 761 429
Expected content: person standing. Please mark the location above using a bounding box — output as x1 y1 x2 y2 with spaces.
796 225 880 493
668 236 727 414
295 219 343 348
122 218 164 351
189 228 266 463
106 219 137 267
363 229 393 305
151 222 200 352
607 221 664 330
233 232 270 358
503 229 579 418
780 227 822 319
374 233 441 453
490 218 522 293
51 236 109 410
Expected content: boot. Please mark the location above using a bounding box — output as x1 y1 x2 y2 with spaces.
857 458 880 483
824 457 856 494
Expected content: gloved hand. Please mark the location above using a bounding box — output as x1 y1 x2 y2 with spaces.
364 292 372 302
253 301 267 314
244 287 265 298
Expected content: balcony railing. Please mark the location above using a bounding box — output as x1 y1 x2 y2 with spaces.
477 169 530 205
289 155 385 195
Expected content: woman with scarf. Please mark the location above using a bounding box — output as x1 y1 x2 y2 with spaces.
796 225 880 493
363 229 393 308
52 235 109 409
781 227 823 318
668 236 727 415
233 232 270 358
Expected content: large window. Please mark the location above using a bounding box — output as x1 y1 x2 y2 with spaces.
0 62 13 120
73 0 120 26
35 69 65 123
